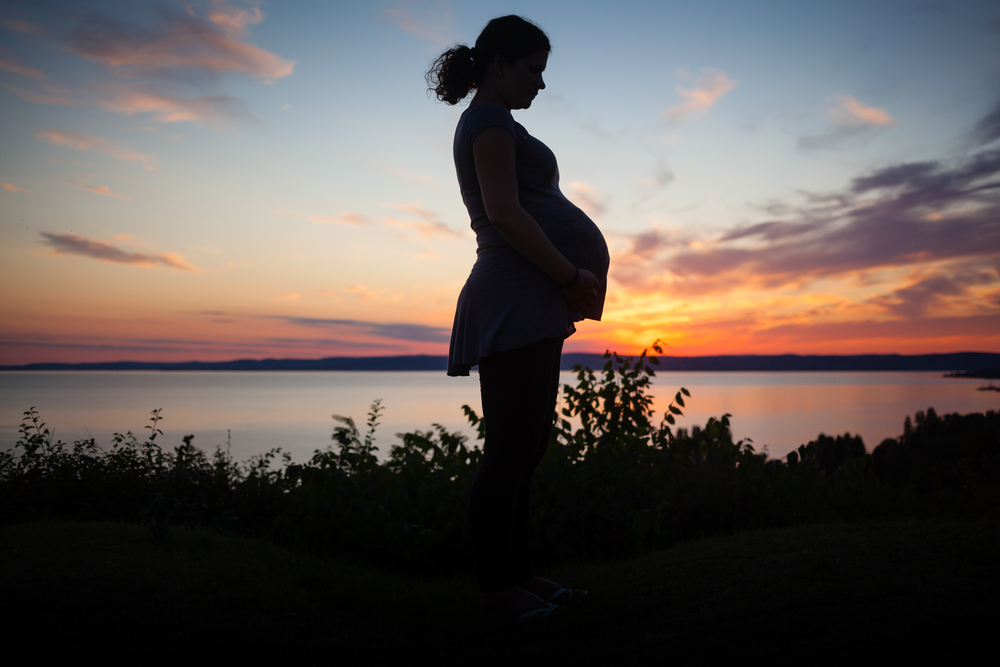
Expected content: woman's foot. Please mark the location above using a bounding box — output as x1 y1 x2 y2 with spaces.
480 586 553 622
516 576 587 603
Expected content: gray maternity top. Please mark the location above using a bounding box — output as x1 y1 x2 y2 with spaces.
447 103 610 377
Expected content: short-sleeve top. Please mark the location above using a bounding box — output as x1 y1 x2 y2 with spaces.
447 103 609 377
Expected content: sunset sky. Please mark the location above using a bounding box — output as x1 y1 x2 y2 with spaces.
2 0 999 365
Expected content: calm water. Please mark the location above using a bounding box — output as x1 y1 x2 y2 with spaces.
1 371 996 462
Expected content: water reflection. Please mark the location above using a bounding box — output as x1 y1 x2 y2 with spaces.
1 371 994 463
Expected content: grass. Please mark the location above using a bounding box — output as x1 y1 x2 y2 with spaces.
3 519 997 664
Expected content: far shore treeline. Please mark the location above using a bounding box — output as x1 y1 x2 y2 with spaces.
3 351 1000 372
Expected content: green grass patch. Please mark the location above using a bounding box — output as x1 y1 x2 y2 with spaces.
3 519 996 663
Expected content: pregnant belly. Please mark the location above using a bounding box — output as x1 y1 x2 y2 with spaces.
529 203 610 280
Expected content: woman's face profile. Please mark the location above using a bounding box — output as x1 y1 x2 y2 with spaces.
499 49 548 110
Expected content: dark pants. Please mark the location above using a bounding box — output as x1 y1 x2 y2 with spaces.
470 335 564 593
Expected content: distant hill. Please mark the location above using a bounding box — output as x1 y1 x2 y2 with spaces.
3 352 999 372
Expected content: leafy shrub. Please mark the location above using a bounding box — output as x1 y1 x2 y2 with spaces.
3 346 997 571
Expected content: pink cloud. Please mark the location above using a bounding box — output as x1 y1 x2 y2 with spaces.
83 184 130 200
94 85 250 124
34 130 156 169
69 10 295 80
2 183 31 193
0 59 44 78
664 69 737 123
384 2 453 46
828 95 896 127
307 213 368 226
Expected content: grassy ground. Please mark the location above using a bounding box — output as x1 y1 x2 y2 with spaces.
3 519 997 664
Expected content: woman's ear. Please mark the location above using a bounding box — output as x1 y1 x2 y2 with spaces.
491 53 506 77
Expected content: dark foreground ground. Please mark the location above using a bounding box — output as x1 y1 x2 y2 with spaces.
2 519 997 665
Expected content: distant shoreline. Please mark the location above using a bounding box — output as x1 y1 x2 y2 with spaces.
2 352 999 373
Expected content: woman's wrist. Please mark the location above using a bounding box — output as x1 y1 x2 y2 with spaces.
561 266 580 289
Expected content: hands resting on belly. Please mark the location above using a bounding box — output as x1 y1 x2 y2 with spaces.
561 268 599 314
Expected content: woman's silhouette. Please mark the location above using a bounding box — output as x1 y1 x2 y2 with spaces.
427 15 609 622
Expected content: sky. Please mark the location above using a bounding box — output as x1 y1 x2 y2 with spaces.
1 0 999 365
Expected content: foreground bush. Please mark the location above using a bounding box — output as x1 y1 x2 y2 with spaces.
3 346 998 571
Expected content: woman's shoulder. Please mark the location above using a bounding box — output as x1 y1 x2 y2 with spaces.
458 103 518 143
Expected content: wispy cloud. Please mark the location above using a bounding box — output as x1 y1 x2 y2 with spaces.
969 97 1000 148
7 4 293 130
208 5 263 35
275 293 301 301
0 58 44 78
870 271 991 318
83 184 130 200
799 95 896 150
827 95 896 127
343 284 389 302
382 201 462 238
94 85 251 124
384 1 453 46
307 213 368 226
35 130 156 170
5 83 81 106
40 232 199 272
663 69 736 123
67 8 295 80
0 17 46 35
2 183 31 193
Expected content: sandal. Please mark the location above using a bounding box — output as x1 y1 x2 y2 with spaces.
516 602 559 622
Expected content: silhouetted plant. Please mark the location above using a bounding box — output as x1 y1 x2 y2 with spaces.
3 347 998 571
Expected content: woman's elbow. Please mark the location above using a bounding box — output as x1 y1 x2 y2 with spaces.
484 202 525 232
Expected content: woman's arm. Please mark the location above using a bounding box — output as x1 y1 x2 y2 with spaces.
473 126 599 312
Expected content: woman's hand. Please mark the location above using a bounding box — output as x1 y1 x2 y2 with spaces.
562 268 599 314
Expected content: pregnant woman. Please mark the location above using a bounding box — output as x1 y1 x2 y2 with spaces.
427 15 610 622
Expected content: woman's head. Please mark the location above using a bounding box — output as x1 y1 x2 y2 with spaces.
427 15 550 105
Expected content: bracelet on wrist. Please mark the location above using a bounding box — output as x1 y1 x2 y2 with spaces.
562 267 580 289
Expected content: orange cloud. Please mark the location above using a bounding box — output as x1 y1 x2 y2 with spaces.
34 130 156 169
40 232 199 272
664 69 736 123
307 213 368 226
276 293 301 301
343 284 391 302
209 6 263 35
0 59 44 78
83 184 130 200
2 183 31 193
828 95 896 126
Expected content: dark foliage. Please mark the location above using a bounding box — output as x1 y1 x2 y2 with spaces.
3 345 998 572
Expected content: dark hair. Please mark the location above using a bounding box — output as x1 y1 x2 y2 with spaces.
426 15 550 105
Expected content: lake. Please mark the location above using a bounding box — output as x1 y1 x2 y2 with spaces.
1 371 996 463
